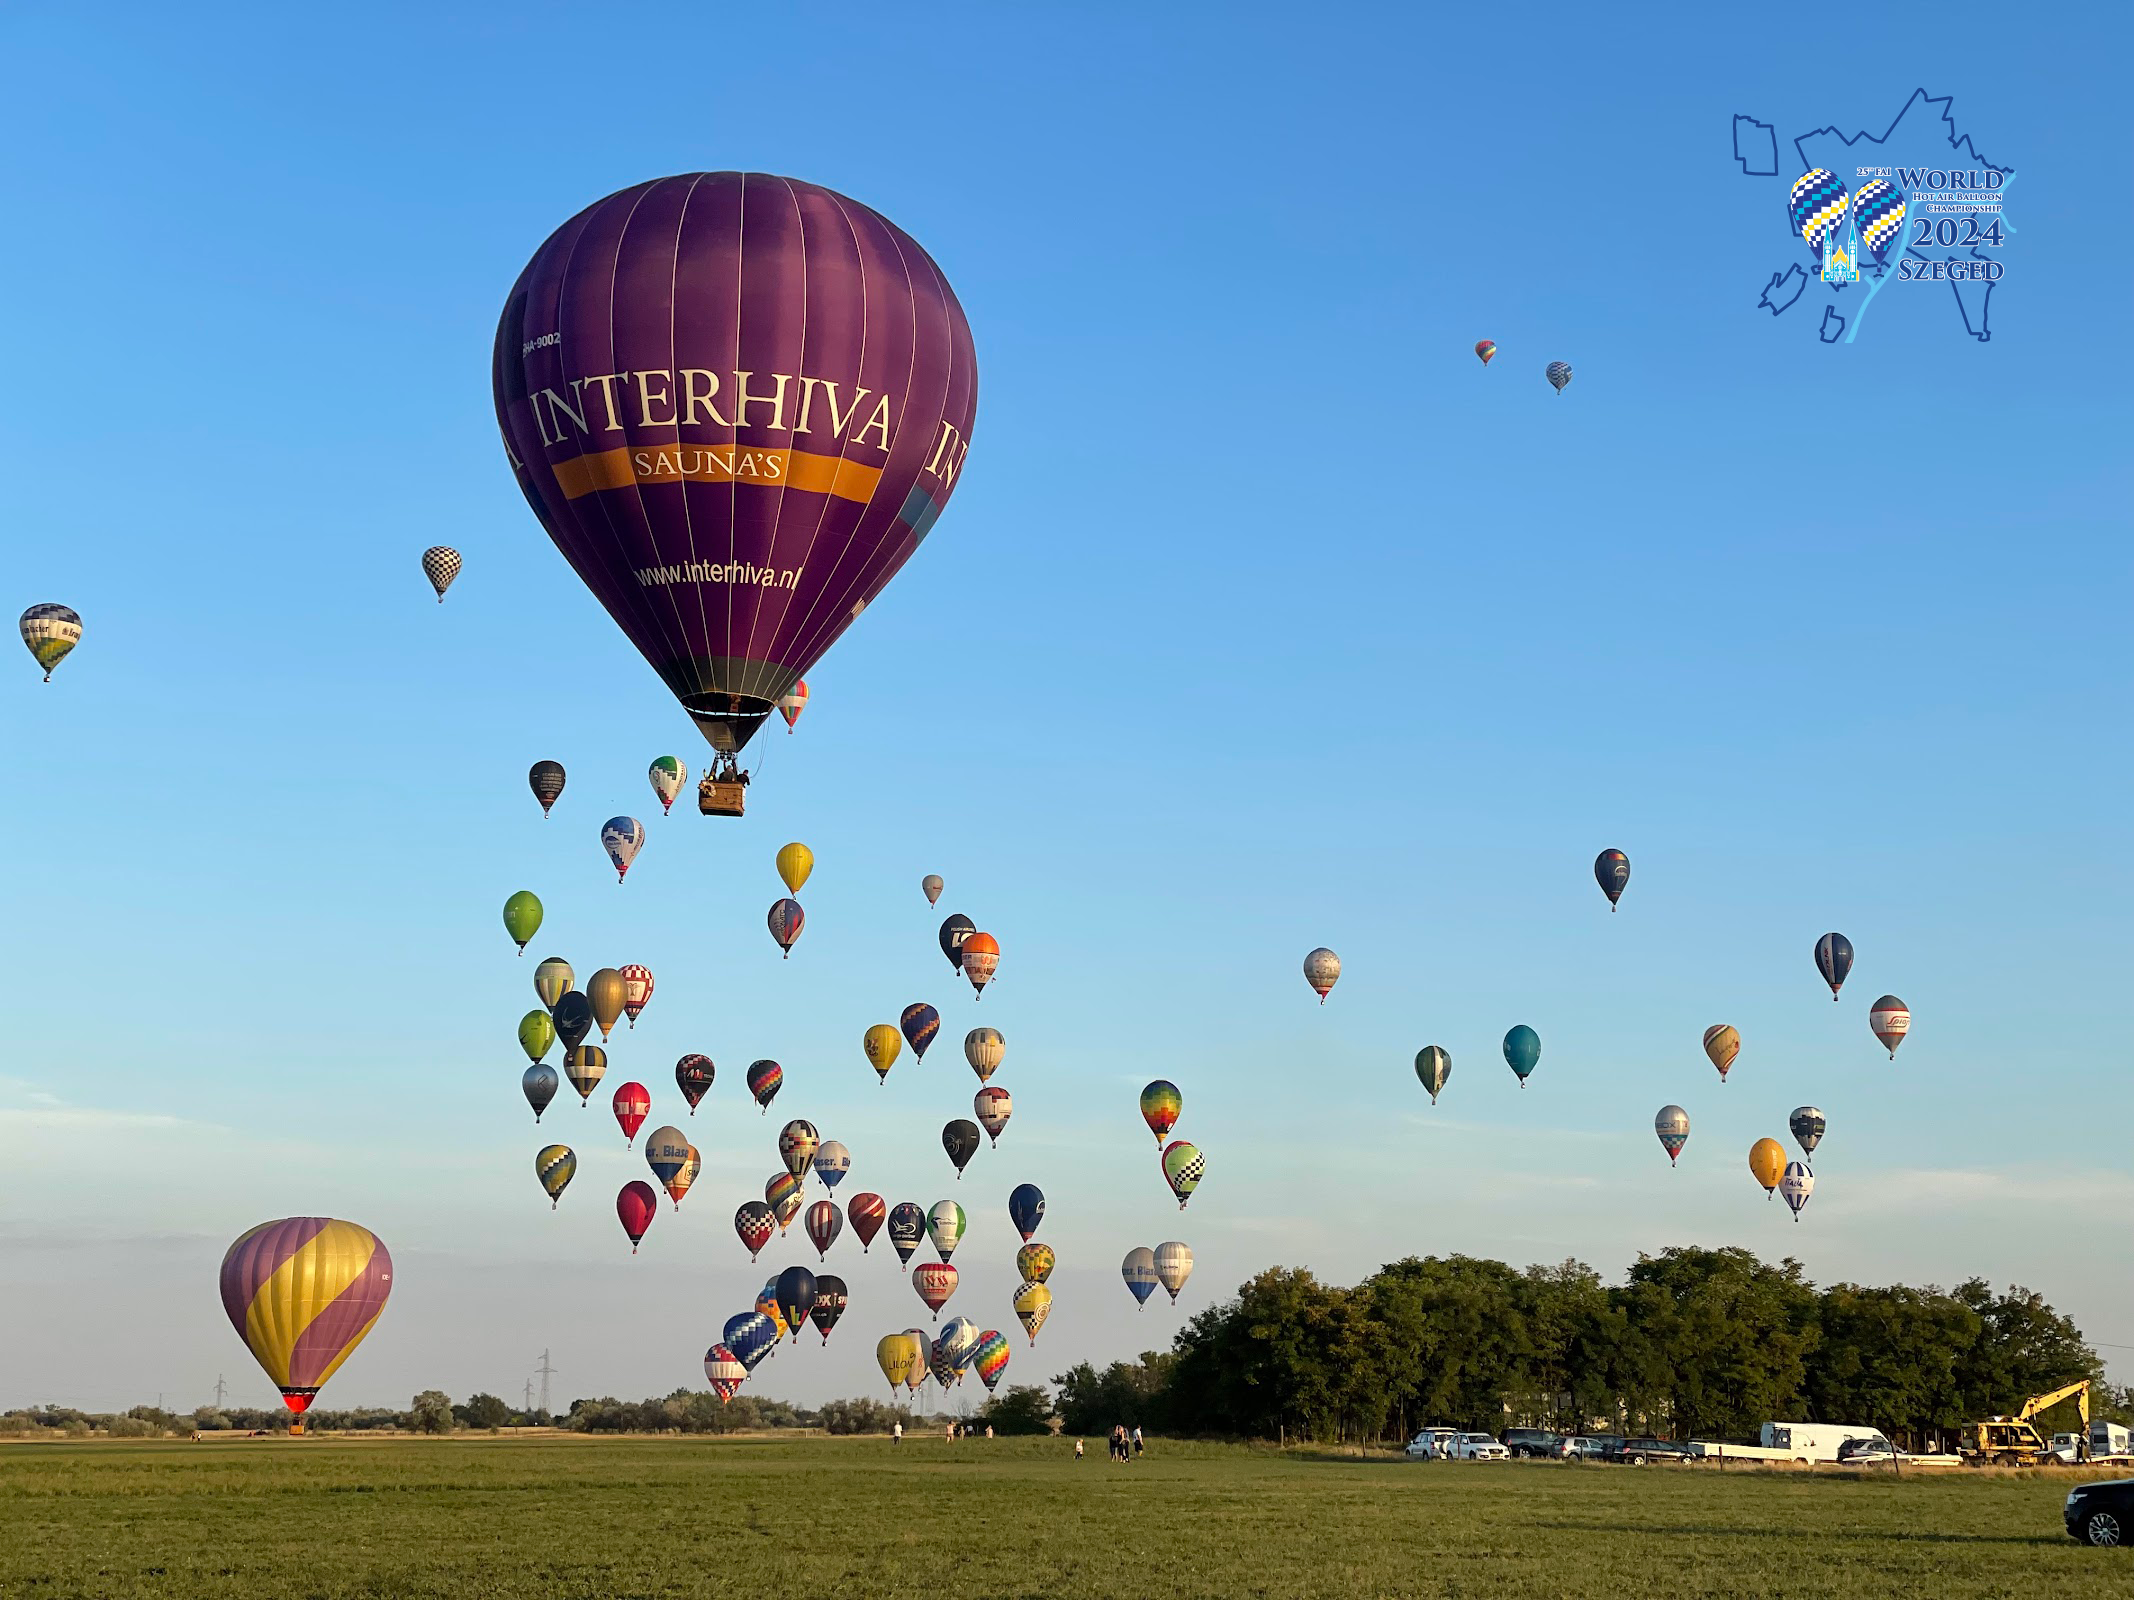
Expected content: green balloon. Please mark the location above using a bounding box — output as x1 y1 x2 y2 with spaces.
503 890 544 953
519 1009 557 1064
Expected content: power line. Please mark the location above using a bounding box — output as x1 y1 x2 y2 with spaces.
535 1349 555 1416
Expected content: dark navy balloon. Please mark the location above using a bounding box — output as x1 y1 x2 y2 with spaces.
900 1003 941 1060
942 1119 981 1178
1008 1183 1046 1242
723 1311 779 1372
552 991 594 1052
1815 932 1854 1001
773 1266 817 1341
1503 1025 1541 1085
887 1201 926 1266
809 1274 848 1344
938 914 974 971
1594 849 1629 910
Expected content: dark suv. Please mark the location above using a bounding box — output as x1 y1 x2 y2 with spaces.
1502 1429 1563 1458
2066 1479 2134 1547
1609 1436 1692 1465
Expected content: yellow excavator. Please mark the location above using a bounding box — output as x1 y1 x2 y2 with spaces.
1958 1380 2090 1465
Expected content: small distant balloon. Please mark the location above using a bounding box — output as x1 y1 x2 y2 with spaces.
1789 1106 1826 1161
922 874 944 907
900 1003 941 1060
812 1140 851 1191
517 1009 556 1065
1703 1024 1740 1083
1545 361 1573 394
778 1119 820 1179
926 1199 966 1262
1869 995 1910 1058
913 1262 958 1320
848 1193 886 1252
1815 932 1854 1000
965 1027 1005 1083
667 1144 699 1208
776 842 814 895
876 1332 919 1394
1008 1183 1045 1242
1474 339 1496 365
805 1199 843 1260
563 1044 607 1103
746 1059 783 1114
704 1343 746 1403
1161 1140 1204 1209
938 914 974 971
863 1024 902 1085
723 1312 777 1373
774 1266 817 1342
942 1119 981 1178
887 1201 925 1267
778 679 809 731
1414 1047 1451 1105
643 1126 691 1191
1654 1105 1690 1166
552 992 594 1053
1121 1247 1158 1308
19 604 82 681
611 1082 651 1147
766 1171 805 1232
1503 1025 1541 1086
535 1144 575 1208
1594 849 1629 910
420 546 462 601
1013 1280 1052 1345
734 1201 775 1261
647 756 687 814
767 898 805 958
1017 1243 1055 1285
502 890 543 953
523 1064 559 1121
601 816 646 882
972 1329 1010 1391
616 1181 658 1252
675 1054 715 1112
974 1087 1012 1146
1780 1161 1815 1220
586 968 627 1041
1749 1137 1786 1197
1140 1079 1182 1143
528 760 565 817
961 932 1000 997
1303 948 1341 1003
809 1275 847 1344
533 956 574 1011
1155 1240 1194 1304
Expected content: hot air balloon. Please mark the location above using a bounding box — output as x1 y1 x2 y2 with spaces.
503 891 543 954
901 1328 930 1395
964 1027 1005 1085
805 1200 843 1259
938 914 974 970
922 874 944 907
1780 1162 1815 1219
774 679 810 732
1131 1081 1182 1147
533 956 575 1010
1503 1025 1541 1086
734 1201 775 1260
1474 339 1496 365
616 1182 658 1252
767 898 805 958
778 1119 820 1178
1787 168 1850 260
1303 947 1341 1002
528 760 566 817
647 756 687 815
535 1145 576 1208
862 1024 901 1085
876 1332 919 1393
942 1119 980 1178
586 968 627 1040
1155 1241 1194 1304
420 545 462 601
668 1144 700 1207
617 964 654 1028
676 1054 715 1111
220 1219 392 1423
1017 1242 1055 1285
1008 1183 1045 1242
644 1125 690 1188
1013 1280 1051 1344
927 1328 962 1389
961 933 1000 997
1594 849 1629 910
773 1267 817 1342
705 1342 746 1402
1545 361 1573 393
1815 933 1854 1001
563 1045 607 1103
766 1171 805 1232
724 1312 778 1373
518 1009 556 1064
1122 1247 1158 1308
887 1202 925 1267
755 1282 789 1343
1749 1138 1786 1198
19 604 82 681
553 992 595 1053
972 1329 1010 1391
1854 177 1908 264
746 1058 783 1113
1162 1140 1204 1209
913 1262 958 1320
896 1004 940 1063
492 174 977 763
926 1199 966 1262
776 842 814 896
611 1082 651 1147
600 817 646 882
974 1087 1012 1146
812 1140 851 1191
809 1274 847 1343
1413 1047 1451 1105
1654 1105 1690 1166
849 1193 886 1252
1870 995 1910 1058
1703 1025 1741 1083
1789 1106 1826 1161
523 1064 559 1121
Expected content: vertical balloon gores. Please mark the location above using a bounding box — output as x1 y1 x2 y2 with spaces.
492 173 978 759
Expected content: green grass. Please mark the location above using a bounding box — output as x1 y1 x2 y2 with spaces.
1 1434 2122 1598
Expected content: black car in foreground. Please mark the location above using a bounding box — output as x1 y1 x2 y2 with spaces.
2066 1479 2134 1546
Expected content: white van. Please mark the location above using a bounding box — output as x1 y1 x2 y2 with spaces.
1759 1422 1891 1463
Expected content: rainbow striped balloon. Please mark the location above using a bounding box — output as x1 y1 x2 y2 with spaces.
972 1328 1011 1391
219 1218 393 1416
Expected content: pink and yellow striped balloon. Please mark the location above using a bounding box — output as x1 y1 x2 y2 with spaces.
219 1218 393 1416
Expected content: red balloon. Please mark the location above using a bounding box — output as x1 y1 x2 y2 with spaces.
805 1199 843 1261
848 1192 886 1253
617 1181 659 1253
493 174 977 757
611 1081 651 1147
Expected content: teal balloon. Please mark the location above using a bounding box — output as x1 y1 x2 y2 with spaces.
1502 1025 1541 1084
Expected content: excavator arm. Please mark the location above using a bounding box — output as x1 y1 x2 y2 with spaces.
2016 1380 2091 1425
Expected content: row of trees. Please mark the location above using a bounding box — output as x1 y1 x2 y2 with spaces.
1052 1247 2116 1448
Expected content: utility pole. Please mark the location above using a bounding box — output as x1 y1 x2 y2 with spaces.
523 1378 534 1414
214 1376 227 1408
536 1349 556 1416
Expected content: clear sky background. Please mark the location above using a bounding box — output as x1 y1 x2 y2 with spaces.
2 2 2128 1415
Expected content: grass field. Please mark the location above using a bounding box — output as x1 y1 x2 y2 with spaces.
2 1434 2122 1598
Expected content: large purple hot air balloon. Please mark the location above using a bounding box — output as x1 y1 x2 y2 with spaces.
493 173 978 758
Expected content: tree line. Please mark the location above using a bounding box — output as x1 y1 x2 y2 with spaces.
1050 1246 2118 1449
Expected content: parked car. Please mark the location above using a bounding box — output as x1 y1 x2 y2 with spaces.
1609 1437 1692 1465
1450 1433 1510 1461
1557 1435 1611 1461
1404 1428 1461 1459
1502 1428 1563 1458
2065 1479 2134 1547
1836 1438 1898 1465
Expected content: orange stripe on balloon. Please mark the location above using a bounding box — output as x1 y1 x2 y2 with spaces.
550 445 882 504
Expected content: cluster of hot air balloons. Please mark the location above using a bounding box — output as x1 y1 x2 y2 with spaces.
1469 338 1573 394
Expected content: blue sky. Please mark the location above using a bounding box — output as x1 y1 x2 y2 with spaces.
2 2 2129 1414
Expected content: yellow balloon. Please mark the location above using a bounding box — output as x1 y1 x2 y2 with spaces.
1013 1280 1053 1345
864 1023 902 1083
1749 1137 1786 1194
587 968 627 1041
776 841 814 895
875 1331 920 1392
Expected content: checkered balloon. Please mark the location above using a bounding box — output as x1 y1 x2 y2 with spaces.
1853 178 1907 262
1787 169 1850 257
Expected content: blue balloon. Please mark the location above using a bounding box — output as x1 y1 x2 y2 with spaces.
1008 1183 1046 1242
1815 931 1854 999
887 1201 926 1265
900 1002 941 1059
774 1266 817 1341
723 1311 778 1371
1503 1025 1541 1084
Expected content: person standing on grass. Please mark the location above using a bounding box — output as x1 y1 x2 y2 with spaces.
1133 1426 1144 1458
985 1424 994 1440
892 1420 902 1446
1075 1439 1084 1460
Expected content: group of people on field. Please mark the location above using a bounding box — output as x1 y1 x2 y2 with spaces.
1095 1425 1142 1462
